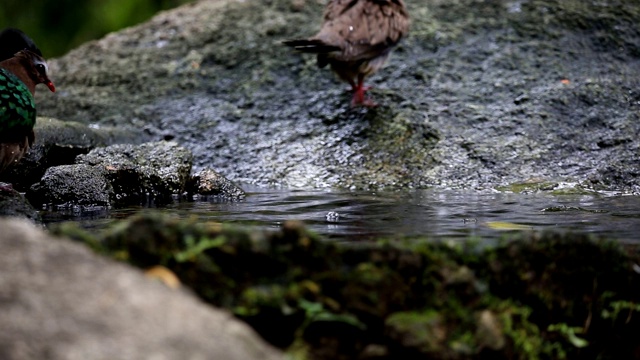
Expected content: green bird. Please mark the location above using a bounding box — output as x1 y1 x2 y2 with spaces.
0 49 55 188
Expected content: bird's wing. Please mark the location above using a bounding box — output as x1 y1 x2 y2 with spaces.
319 0 409 61
0 68 36 136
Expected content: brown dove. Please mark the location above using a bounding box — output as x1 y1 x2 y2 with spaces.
284 0 409 106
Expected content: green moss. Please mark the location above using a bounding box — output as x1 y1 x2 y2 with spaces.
386 310 446 353
50 212 640 359
493 300 560 360
174 234 227 262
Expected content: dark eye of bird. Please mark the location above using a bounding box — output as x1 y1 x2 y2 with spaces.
35 63 46 74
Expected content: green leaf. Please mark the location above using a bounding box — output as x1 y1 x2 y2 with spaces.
485 221 533 231
174 235 226 262
567 331 588 348
547 323 589 348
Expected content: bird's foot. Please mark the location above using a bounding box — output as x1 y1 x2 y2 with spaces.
351 97 377 107
346 85 373 92
350 86 377 107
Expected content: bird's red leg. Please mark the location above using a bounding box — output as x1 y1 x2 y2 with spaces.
350 74 376 107
346 79 357 93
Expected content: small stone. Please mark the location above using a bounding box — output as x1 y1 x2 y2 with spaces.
475 310 506 351
192 168 245 200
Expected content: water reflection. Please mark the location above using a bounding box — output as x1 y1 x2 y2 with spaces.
41 187 640 242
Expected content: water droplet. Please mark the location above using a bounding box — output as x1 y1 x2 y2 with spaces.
326 211 340 223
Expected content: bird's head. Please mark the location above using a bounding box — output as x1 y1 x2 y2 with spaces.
16 50 55 93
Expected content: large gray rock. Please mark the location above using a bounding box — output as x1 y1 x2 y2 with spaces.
36 0 640 191
27 164 113 208
24 141 244 209
76 141 193 205
0 218 283 360
2 117 149 192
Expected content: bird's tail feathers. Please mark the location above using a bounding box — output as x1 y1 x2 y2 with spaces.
282 39 340 53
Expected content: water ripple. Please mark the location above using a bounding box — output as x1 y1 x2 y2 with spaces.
42 187 640 243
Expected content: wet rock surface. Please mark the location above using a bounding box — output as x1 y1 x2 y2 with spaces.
191 167 245 200
34 0 640 191
21 140 243 209
27 164 113 209
0 218 283 360
76 141 193 205
0 117 148 192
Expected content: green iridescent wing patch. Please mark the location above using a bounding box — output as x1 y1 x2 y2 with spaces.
0 67 36 137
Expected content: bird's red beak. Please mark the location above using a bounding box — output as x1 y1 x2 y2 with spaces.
45 80 55 92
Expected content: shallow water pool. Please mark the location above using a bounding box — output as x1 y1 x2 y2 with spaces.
41 187 640 243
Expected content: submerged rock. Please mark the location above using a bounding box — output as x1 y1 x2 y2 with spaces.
0 218 283 360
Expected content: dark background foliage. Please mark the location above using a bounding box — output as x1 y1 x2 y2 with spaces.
1 0 193 58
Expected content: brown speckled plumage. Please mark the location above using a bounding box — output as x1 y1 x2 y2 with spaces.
0 136 33 174
284 0 409 106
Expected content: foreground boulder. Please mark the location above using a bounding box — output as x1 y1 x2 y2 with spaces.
0 189 41 223
0 218 283 360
